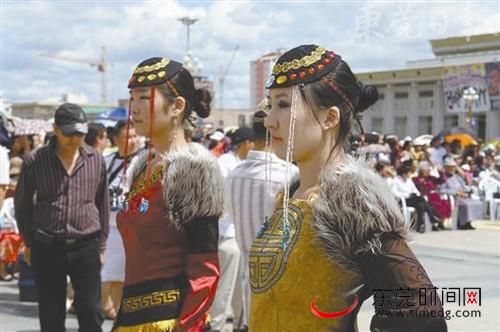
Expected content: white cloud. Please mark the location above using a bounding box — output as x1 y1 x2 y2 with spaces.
1 0 499 109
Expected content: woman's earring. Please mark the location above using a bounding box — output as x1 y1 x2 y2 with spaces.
173 117 178 141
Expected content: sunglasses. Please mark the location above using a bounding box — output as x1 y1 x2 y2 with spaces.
62 132 86 137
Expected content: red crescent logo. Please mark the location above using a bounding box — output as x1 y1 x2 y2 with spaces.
310 294 359 319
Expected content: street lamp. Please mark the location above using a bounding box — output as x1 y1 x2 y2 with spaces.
178 16 198 54
462 86 479 130
178 16 202 76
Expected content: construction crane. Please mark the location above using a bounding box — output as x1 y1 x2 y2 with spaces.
40 46 109 104
219 45 239 111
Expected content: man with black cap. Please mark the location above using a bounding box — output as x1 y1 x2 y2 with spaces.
15 103 109 332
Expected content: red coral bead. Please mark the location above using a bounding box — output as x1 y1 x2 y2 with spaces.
299 71 306 79
308 67 315 75
317 64 324 71
324 58 331 64
290 73 297 80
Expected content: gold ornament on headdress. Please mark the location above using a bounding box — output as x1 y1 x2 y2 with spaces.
134 58 170 74
272 47 326 75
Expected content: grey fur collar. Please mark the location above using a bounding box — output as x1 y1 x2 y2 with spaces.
312 155 408 272
125 143 224 229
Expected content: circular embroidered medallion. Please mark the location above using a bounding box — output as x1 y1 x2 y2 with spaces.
249 203 303 293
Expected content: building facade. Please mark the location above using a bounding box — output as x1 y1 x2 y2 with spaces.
357 33 500 140
12 101 116 121
250 51 283 110
205 108 253 129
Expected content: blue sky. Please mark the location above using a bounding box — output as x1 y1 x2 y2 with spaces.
1 0 499 109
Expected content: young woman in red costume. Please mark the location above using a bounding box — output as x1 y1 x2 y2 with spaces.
112 57 224 332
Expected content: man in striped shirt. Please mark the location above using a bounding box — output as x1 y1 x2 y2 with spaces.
210 127 255 332
15 103 109 332
227 110 298 329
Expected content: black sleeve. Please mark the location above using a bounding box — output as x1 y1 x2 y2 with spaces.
184 216 219 254
357 233 448 332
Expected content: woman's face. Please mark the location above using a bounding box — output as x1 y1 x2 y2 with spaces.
421 167 430 177
129 88 174 138
11 137 22 152
116 127 140 155
265 87 328 162
32 134 43 148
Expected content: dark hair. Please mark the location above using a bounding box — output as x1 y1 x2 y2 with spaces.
365 132 379 144
112 120 127 137
430 136 441 146
375 161 390 173
44 132 54 145
397 164 412 176
84 123 106 147
157 68 212 120
302 60 378 148
252 110 267 141
403 141 412 150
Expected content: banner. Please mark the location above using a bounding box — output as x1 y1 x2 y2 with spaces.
485 62 500 111
443 64 490 113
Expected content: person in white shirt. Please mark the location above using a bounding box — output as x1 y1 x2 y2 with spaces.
0 155 19 233
227 111 298 329
211 127 255 332
0 145 9 211
427 136 446 169
391 163 441 233
440 158 483 230
101 121 142 320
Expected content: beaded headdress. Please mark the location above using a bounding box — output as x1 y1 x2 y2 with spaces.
263 45 345 250
266 45 340 88
119 57 183 215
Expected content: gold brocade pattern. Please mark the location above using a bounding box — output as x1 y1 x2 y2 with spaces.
113 319 176 332
272 46 326 75
249 197 363 331
134 58 170 74
121 289 181 313
126 167 164 200
249 203 302 293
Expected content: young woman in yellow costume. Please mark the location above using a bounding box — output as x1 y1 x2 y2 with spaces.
249 45 447 331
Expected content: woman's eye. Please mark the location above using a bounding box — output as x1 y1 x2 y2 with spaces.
278 101 290 108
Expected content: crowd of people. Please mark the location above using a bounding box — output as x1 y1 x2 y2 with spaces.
364 133 499 231
0 45 498 332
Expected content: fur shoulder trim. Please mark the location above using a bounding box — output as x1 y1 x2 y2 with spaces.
162 143 224 229
313 155 408 272
124 149 149 190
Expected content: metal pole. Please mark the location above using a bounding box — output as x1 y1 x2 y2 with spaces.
467 100 473 130
186 24 190 53
101 46 107 104
178 17 198 54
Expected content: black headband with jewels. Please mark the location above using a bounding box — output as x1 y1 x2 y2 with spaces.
266 45 341 89
128 57 183 89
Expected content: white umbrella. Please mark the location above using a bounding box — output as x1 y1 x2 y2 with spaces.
413 134 433 146
10 117 53 135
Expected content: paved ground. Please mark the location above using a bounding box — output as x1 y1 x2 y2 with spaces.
1 221 499 332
